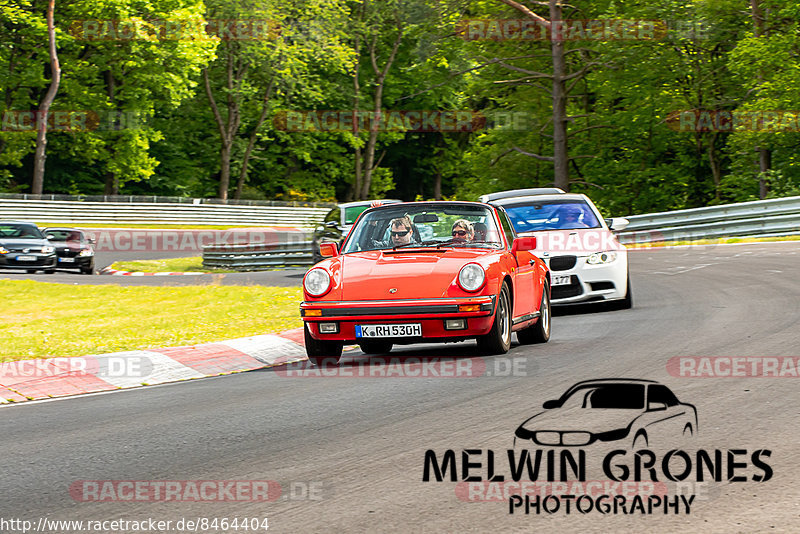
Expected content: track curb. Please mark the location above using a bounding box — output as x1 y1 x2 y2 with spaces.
0 328 307 404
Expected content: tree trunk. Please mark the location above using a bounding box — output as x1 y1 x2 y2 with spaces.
235 80 274 200
203 51 241 201
750 0 770 199
549 0 569 192
708 132 721 201
31 0 61 195
103 70 118 195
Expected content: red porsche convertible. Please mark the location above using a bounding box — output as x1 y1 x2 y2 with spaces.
300 201 551 365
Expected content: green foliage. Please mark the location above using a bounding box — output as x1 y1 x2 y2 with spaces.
2 0 800 212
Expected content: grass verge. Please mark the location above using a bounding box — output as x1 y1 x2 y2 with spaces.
0 280 303 361
109 256 221 273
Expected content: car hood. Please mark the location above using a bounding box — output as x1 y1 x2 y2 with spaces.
0 238 49 248
339 249 490 300
519 407 641 434
517 228 625 255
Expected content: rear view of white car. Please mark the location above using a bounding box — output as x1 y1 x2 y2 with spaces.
481 188 632 309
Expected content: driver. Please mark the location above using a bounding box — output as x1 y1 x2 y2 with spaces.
389 215 416 246
556 206 589 229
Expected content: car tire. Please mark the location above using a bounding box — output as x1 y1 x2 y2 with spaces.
26 270 37 274
43 269 56 274
304 323 343 366
359 341 393 355
81 262 94 275
517 282 550 344
476 282 512 355
607 273 633 310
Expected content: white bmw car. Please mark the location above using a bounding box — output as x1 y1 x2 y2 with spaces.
481 188 632 309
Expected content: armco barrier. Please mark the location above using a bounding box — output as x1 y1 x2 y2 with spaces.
202 242 315 270
0 198 332 228
617 195 800 244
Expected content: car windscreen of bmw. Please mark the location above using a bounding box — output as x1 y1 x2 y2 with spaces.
558 384 645 409
503 200 601 232
341 205 503 253
45 229 85 242
0 223 44 239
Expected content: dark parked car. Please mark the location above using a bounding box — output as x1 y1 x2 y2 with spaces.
43 227 95 274
311 199 401 263
0 221 57 273
514 379 697 449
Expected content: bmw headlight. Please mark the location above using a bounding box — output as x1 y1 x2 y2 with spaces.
41 245 54 254
586 251 617 265
304 268 331 297
458 263 486 292
79 248 94 256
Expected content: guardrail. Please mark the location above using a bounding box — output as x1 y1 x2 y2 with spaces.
0 199 332 228
202 242 315 270
617 196 800 244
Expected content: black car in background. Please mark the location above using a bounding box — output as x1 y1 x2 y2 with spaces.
311 199 401 263
42 227 95 274
0 221 57 273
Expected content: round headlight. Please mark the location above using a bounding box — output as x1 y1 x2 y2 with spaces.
304 268 331 296
587 251 617 264
458 263 486 292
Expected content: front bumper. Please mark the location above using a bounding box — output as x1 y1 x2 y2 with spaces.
0 254 57 270
301 296 496 342
55 254 93 269
546 254 628 304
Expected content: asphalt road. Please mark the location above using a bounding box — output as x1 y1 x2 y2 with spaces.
1 242 799 533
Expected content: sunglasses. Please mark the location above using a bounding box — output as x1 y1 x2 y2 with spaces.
452 230 468 237
391 230 410 237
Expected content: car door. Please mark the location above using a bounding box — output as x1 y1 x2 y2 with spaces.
497 210 536 317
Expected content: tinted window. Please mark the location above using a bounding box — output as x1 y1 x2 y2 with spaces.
502 200 601 232
324 208 341 224
560 384 645 409
345 205 373 225
0 223 43 239
648 385 679 407
45 229 84 242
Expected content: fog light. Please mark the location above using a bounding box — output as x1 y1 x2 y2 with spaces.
444 319 467 330
319 322 339 334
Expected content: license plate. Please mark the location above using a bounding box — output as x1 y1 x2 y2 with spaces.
58 257 75 263
551 274 572 286
355 323 422 338
16 255 36 261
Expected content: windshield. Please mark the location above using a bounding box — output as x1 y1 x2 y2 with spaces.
0 223 44 239
341 204 504 253
503 200 601 232
45 229 85 242
559 384 645 409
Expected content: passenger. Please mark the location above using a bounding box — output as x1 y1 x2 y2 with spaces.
556 206 589 229
473 222 488 241
451 219 474 243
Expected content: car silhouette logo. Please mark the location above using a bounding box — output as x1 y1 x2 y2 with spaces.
22 248 30 253
514 379 697 449
389 288 397 294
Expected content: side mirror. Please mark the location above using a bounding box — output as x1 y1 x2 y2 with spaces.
511 236 537 253
45 234 55 240
542 400 559 409
647 401 667 412
319 242 338 258
606 217 630 231
88 238 96 245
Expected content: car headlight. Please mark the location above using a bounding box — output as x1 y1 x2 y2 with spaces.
79 248 94 256
0 246 8 254
458 263 486 292
41 245 54 254
304 268 331 297
586 251 617 264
